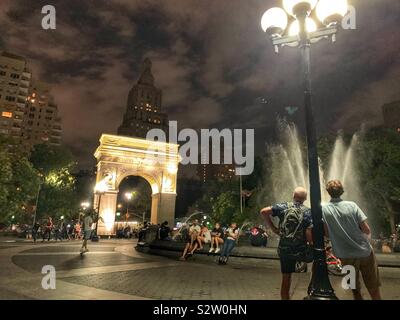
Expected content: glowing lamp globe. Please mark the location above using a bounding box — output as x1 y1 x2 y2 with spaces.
316 0 348 25
282 0 318 16
261 7 288 35
288 17 317 36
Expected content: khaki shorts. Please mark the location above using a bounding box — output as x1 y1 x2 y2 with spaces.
341 252 381 291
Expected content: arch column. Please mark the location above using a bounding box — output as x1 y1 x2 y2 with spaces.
151 193 177 227
95 191 118 236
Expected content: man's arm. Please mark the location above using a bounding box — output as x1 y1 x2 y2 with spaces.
305 227 313 245
260 207 279 235
360 220 371 239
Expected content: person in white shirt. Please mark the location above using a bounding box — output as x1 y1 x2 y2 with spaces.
197 223 212 250
180 219 200 260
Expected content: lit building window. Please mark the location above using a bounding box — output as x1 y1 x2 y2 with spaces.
1 111 12 118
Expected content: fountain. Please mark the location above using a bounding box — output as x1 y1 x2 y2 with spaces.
172 211 213 240
267 121 364 207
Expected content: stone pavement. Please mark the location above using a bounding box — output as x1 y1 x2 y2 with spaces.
1 239 400 300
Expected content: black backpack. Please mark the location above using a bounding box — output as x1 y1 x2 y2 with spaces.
278 202 313 262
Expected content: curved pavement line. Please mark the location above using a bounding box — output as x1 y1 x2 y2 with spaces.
0 244 167 300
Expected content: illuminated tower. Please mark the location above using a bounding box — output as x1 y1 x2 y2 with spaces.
118 58 168 139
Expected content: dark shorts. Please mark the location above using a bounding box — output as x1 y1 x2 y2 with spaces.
83 230 92 240
279 255 298 274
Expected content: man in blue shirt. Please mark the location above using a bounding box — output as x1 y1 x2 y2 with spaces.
322 180 381 300
261 187 313 300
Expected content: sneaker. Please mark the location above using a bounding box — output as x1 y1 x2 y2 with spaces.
215 248 220 254
209 248 215 253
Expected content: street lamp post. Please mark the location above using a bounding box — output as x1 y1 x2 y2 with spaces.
261 0 349 300
93 181 109 241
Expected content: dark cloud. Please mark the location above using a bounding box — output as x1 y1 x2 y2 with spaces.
0 0 399 168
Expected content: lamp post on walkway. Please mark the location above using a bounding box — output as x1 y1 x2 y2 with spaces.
261 0 349 300
93 181 109 241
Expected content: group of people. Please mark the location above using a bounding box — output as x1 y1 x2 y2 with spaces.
261 180 382 300
31 213 96 244
179 219 239 264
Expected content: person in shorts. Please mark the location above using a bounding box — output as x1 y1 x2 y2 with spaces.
322 180 381 300
80 212 93 254
209 222 224 253
197 223 211 250
260 187 313 300
180 219 201 260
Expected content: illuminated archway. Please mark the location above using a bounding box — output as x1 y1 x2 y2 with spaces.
93 134 180 236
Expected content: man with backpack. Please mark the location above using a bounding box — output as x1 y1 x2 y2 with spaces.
260 187 313 300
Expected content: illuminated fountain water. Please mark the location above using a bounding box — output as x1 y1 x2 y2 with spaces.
268 123 363 206
172 211 213 240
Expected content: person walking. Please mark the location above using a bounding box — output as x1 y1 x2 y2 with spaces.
80 212 93 255
322 180 382 300
218 222 239 265
32 221 40 243
260 187 313 300
42 216 53 242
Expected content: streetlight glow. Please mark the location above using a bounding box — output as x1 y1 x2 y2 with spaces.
316 0 348 25
125 192 133 201
261 7 288 34
288 17 317 36
94 180 109 194
81 201 90 209
282 0 317 16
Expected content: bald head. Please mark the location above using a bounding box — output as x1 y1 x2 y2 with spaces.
293 187 307 203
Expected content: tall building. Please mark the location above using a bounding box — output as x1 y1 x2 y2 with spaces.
0 52 32 141
197 163 236 183
382 101 400 132
22 81 62 150
118 58 168 139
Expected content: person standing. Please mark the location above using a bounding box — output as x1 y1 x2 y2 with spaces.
260 187 313 300
218 222 239 265
32 222 40 243
80 212 93 255
322 180 381 300
42 217 53 242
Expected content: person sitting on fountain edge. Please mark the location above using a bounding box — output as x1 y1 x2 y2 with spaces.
260 187 313 300
180 219 201 261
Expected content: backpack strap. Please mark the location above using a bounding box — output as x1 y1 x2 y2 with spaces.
281 202 304 239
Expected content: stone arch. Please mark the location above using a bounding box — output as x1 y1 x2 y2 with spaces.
93 134 180 236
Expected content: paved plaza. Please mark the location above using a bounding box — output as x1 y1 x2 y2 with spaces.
1 238 400 300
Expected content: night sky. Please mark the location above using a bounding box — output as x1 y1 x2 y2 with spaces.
0 0 399 170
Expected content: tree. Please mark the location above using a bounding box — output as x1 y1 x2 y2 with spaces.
0 138 40 223
29 144 78 221
356 128 400 234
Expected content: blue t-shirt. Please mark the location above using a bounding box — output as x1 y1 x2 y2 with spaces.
322 199 371 259
272 202 313 230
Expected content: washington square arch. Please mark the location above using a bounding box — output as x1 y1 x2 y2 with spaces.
92 58 180 236
93 134 180 236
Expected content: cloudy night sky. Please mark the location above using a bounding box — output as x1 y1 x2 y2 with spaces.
0 0 399 170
